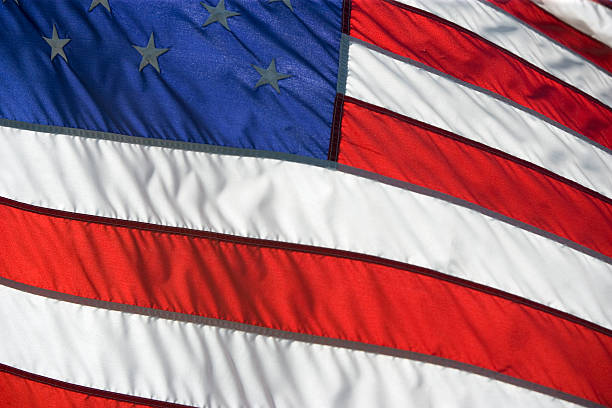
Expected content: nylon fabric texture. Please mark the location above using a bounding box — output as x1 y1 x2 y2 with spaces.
0 200 611 403
349 0 612 149
534 0 612 47
344 38 612 198
0 126 611 331
0 369 166 408
338 99 612 259
0 283 591 408
394 0 612 106
0 0 342 158
483 0 612 72
1 0 611 405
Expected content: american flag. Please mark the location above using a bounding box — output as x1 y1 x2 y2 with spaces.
0 0 611 407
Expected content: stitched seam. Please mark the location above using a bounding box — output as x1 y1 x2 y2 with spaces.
341 0 352 34
380 0 612 111
346 34 612 155
0 363 196 408
3 116 607 256
0 279 604 408
0 118 336 170
1 195 610 339
327 93 345 161
342 95 612 207
478 0 612 77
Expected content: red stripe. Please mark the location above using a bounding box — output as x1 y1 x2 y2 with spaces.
0 365 190 408
349 0 612 149
486 0 612 73
338 98 612 260
3 196 608 335
1 201 611 405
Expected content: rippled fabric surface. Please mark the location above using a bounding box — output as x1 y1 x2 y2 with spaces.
0 0 342 158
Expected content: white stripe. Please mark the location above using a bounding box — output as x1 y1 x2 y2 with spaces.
345 38 612 198
0 126 610 330
0 284 583 408
394 0 612 106
534 0 612 48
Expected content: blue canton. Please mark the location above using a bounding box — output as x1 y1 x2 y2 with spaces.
0 0 342 159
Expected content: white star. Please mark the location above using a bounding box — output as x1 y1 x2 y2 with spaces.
89 0 111 12
252 59 292 94
132 33 169 73
43 25 71 62
201 0 240 31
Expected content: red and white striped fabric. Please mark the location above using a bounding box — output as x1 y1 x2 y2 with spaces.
1 0 611 407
